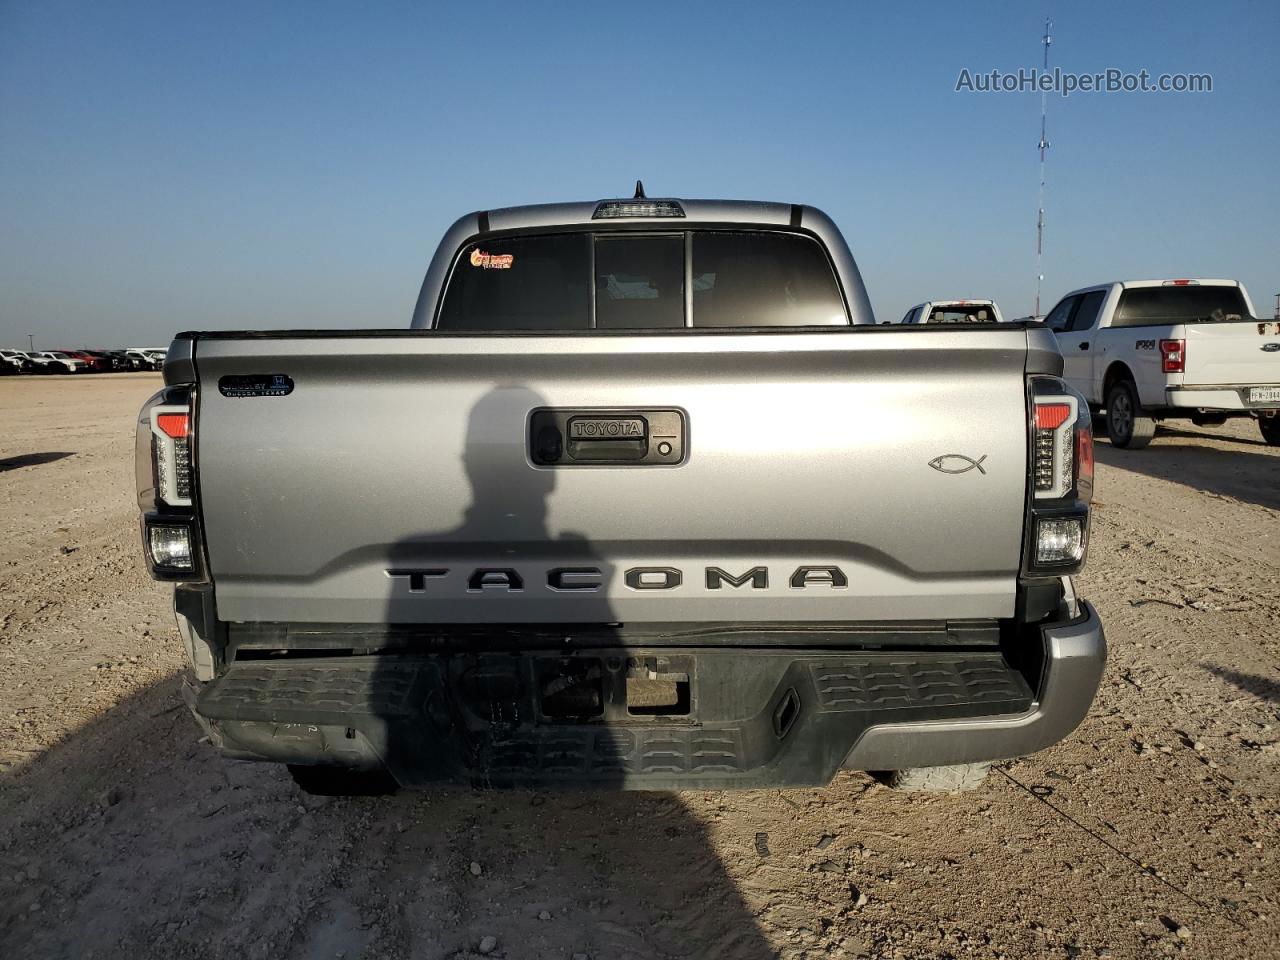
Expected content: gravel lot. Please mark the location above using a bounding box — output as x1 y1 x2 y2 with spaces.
1 373 1277 960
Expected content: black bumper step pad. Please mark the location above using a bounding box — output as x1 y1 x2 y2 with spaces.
196 650 1033 788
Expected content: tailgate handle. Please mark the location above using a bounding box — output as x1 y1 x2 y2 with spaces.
530 409 685 466
568 416 647 461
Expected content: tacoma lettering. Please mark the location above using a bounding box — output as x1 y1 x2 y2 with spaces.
468 568 523 592
706 566 769 590
624 566 683 590
385 568 447 592
385 565 847 592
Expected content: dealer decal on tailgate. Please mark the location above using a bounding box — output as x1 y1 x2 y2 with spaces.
218 374 295 398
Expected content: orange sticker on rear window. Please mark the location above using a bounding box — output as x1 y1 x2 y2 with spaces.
470 249 514 269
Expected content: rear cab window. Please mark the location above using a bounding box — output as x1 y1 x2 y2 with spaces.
926 305 996 323
596 236 684 329
436 234 591 331
691 232 846 327
1112 285 1250 327
436 230 847 330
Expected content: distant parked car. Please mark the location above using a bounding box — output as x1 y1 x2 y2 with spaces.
80 350 130 371
897 300 1005 324
58 350 107 372
30 351 89 374
125 348 164 371
1 350 36 373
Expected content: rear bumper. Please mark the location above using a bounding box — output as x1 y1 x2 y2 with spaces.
1166 386 1280 411
841 601 1105 770
189 603 1105 789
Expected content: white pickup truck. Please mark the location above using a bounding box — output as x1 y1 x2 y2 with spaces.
1044 279 1280 448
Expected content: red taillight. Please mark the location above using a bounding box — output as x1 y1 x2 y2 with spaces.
1027 380 1093 574
155 413 189 438
1035 403 1072 430
1033 399 1076 498
1161 339 1185 373
149 405 193 506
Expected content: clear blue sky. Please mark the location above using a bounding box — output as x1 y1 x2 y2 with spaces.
2 0 1277 346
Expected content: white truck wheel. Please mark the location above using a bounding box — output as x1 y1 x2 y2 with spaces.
1106 381 1155 449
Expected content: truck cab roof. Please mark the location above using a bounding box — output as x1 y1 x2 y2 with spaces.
1061 278 1243 296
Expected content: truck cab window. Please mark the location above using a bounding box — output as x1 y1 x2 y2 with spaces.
1112 286 1250 327
437 234 590 331
438 229 847 330
595 235 685 329
692 232 846 327
1044 296 1079 332
1068 291 1106 331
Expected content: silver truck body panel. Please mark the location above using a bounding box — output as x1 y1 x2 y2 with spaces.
193 327 1033 624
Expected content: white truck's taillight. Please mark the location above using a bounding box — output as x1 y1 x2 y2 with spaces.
1160 338 1185 373
151 405 193 507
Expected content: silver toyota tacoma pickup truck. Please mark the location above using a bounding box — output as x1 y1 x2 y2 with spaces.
136 194 1105 795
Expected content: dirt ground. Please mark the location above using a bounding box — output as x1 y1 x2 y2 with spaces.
1 372 1277 960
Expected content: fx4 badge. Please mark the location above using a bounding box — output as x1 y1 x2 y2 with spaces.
929 454 987 475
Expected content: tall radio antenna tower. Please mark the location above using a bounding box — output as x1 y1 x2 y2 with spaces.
1035 17 1052 318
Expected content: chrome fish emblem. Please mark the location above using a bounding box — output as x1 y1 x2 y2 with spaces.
928 454 987 475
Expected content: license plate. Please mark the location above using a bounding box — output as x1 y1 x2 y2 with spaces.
1250 387 1280 403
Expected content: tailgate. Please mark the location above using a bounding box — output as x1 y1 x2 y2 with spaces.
191 329 1032 624
1182 321 1280 386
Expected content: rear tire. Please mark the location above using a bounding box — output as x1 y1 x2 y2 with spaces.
1259 416 1280 447
876 762 991 793
1106 380 1155 449
287 764 399 797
